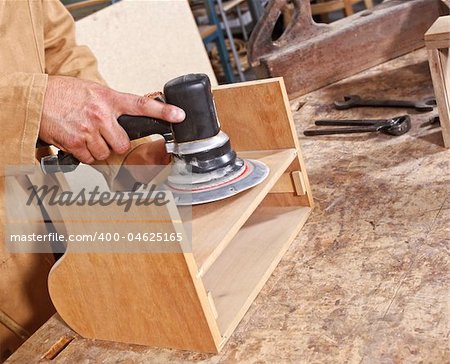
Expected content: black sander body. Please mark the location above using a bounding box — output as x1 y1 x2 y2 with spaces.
37 74 269 205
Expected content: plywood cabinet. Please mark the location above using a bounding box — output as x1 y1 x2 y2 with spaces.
47 78 314 353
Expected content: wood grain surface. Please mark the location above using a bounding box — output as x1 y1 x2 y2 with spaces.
203 206 312 340
425 15 450 48
213 78 314 207
191 149 298 274
47 196 221 353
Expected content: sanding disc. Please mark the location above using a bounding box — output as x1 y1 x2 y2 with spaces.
166 159 270 206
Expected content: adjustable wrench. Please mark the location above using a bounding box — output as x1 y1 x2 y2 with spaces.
334 95 436 112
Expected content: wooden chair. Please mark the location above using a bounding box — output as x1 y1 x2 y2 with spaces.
62 0 115 20
283 0 373 27
425 16 450 148
63 0 111 11
311 0 374 18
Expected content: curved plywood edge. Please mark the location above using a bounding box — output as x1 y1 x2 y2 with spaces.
47 194 221 352
48 252 219 352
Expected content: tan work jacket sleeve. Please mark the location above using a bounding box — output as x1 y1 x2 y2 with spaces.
43 0 105 83
0 1 104 177
0 72 48 176
0 0 144 183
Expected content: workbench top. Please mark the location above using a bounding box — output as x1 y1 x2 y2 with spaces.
6 48 449 363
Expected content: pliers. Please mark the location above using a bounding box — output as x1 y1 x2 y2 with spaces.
304 115 411 137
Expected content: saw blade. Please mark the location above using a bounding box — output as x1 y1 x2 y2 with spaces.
166 159 270 206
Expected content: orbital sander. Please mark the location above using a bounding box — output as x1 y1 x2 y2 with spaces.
37 74 269 205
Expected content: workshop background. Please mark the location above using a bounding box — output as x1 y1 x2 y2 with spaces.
63 0 384 84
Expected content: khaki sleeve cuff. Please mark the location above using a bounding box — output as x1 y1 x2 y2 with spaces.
0 73 48 176
22 74 48 166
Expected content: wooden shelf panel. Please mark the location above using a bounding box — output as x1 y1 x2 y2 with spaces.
202 205 312 340
425 16 450 47
190 149 297 275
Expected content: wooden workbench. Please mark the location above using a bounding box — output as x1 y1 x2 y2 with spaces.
6 49 449 363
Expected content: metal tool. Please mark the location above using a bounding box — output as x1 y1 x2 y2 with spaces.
248 0 441 96
36 74 269 206
334 95 436 112
303 115 411 137
430 115 441 125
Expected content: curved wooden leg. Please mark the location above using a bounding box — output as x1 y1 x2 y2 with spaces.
343 0 354 16
364 0 374 9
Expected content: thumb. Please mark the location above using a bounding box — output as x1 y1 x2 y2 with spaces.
114 91 186 123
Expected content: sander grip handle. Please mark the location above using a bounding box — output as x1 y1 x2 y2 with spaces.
36 115 172 174
116 114 171 139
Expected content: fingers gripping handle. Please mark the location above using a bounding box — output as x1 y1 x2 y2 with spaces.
36 115 171 174
116 115 172 140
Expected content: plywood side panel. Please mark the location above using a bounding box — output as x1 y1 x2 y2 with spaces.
49 253 219 352
212 78 314 206
47 198 221 352
212 78 299 151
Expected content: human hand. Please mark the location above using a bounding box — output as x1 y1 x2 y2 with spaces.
39 76 185 164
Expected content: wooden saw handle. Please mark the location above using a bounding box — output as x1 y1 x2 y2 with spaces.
248 0 329 64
